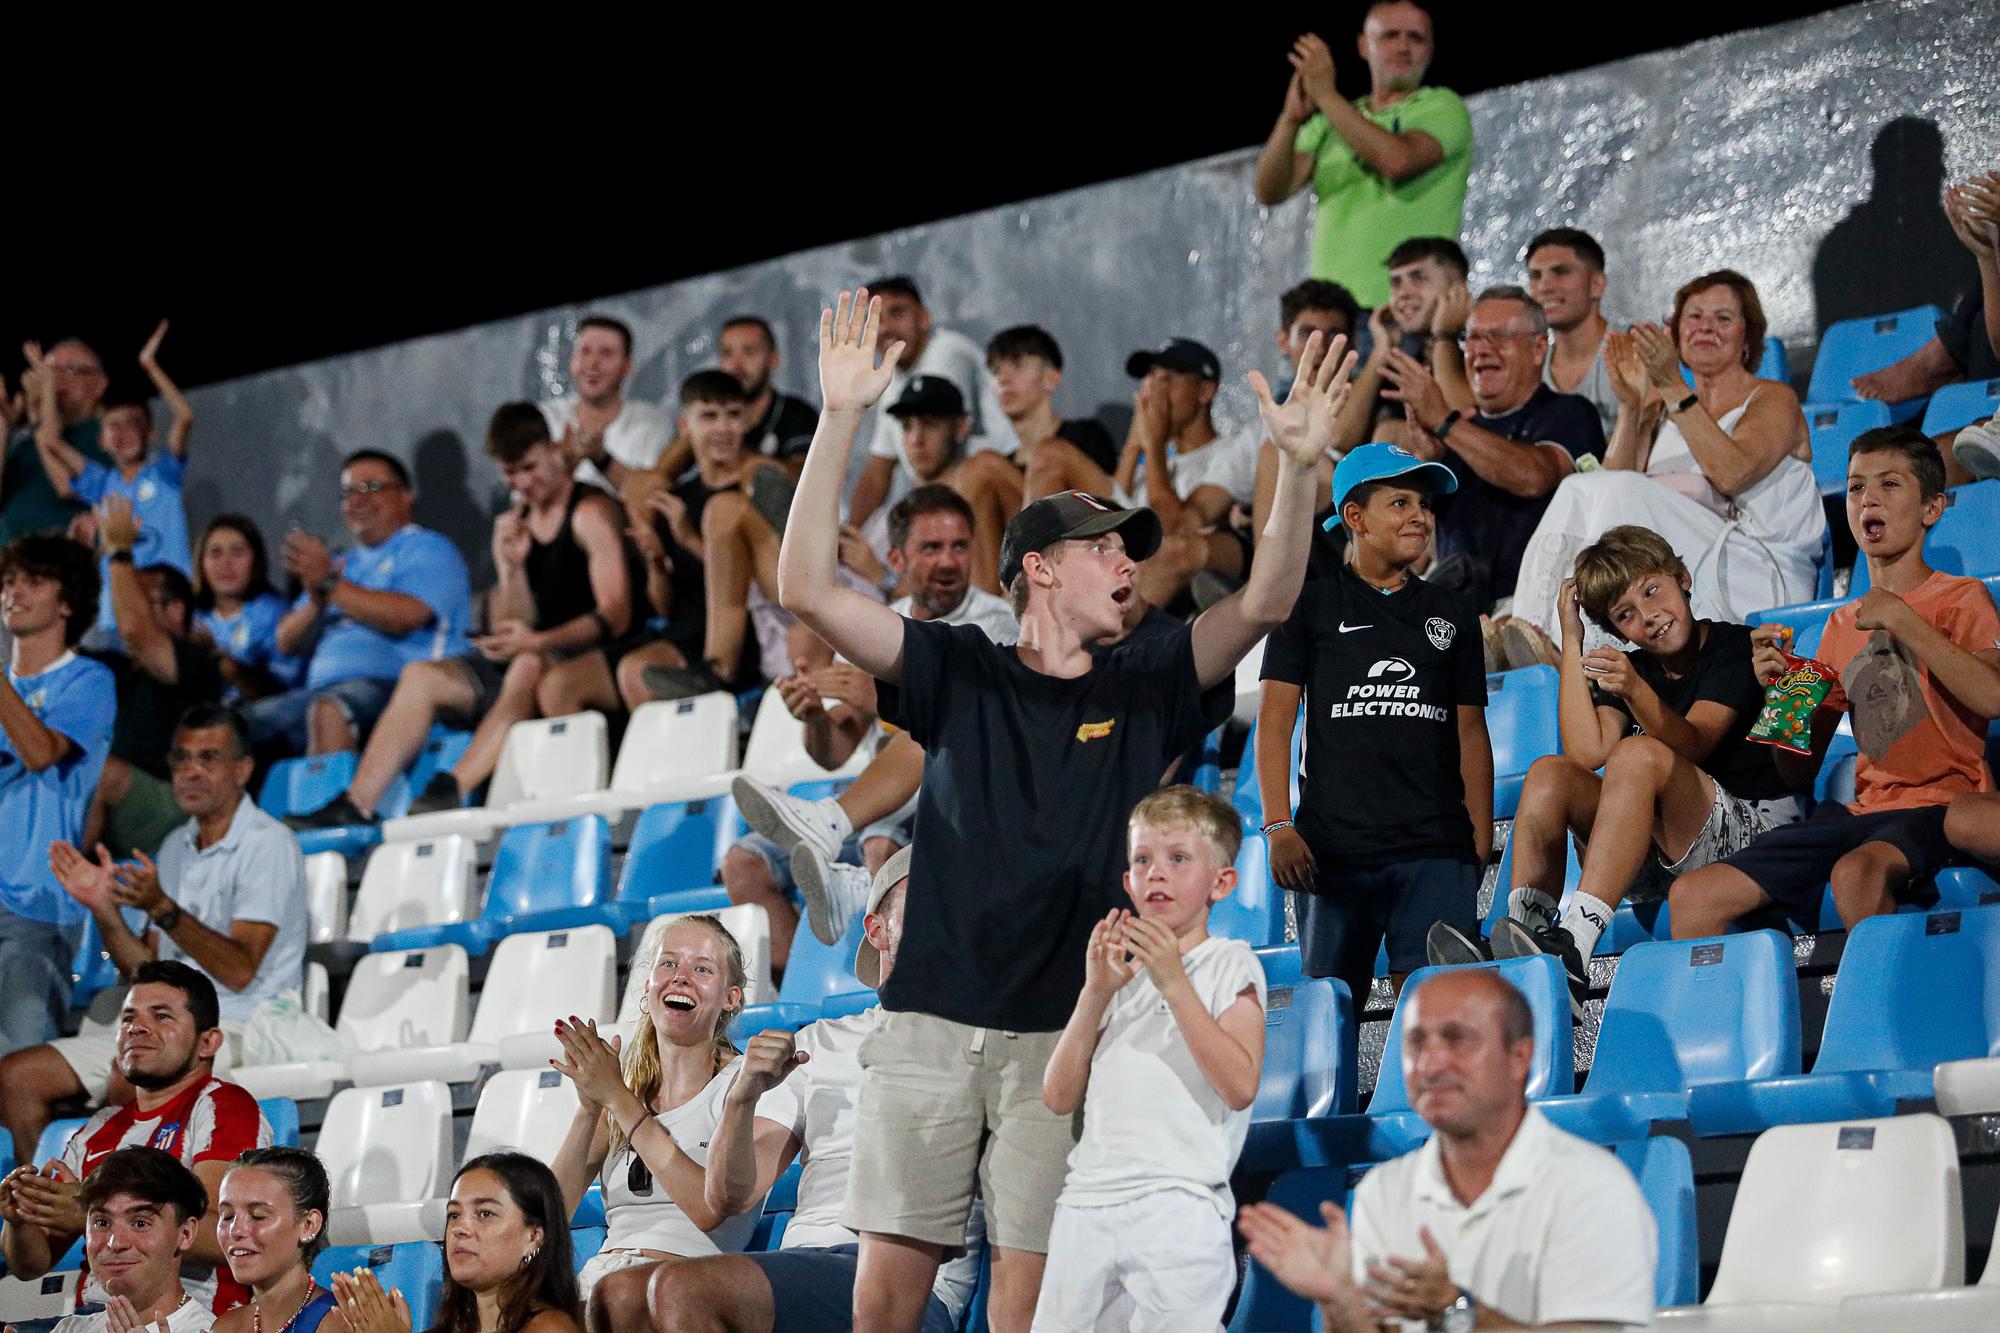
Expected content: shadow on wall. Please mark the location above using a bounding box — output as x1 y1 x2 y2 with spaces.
410 430 501 592
1811 116 1975 336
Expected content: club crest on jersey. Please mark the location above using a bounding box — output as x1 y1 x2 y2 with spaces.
1426 617 1455 651
150 1122 184 1150
1076 719 1115 743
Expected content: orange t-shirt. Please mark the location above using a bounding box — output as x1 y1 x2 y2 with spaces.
1817 571 2000 813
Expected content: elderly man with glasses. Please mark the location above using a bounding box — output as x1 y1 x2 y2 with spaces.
2 339 113 545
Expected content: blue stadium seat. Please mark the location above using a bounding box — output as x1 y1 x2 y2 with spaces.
1850 481 2000 594
569 1226 605 1273
313 1243 444 1328
1227 1165 1354 1333
1255 977 1353 1122
258 1098 300 1147
71 915 133 1007
1232 706 1303 832
1613 1137 1700 1308
1802 399 1892 495
1254 944 1303 988
1210 834 1287 947
258 751 382 857
377 727 476 819
1481 821 1580 941
748 1161 802 1251
1190 727 1223 795
817 989 877 1020
1935 865 2000 909
732 905 871 1037
614 799 728 924
1487 667 1558 820
1539 930 1800 1142
371 816 613 953
1805 305 1946 423
1686 336 1789 390
1686 905 2000 1134
1921 375 2000 436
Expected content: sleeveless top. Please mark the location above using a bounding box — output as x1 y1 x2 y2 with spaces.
291 1289 338 1333
1645 388 1825 552
524 488 646 636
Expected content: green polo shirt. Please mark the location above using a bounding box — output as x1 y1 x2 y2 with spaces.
1 418 108 544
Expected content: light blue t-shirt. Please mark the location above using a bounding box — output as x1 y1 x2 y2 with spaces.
198 593 305 697
0 653 117 925
300 524 472 688
155 795 308 1022
73 453 193 640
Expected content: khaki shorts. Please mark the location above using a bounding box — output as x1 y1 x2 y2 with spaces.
49 1005 243 1103
842 1011 1078 1254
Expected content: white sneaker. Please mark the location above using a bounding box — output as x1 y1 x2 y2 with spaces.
1952 415 2000 481
790 843 873 946
732 776 850 861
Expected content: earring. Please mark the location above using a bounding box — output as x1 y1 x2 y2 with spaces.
520 1249 539 1269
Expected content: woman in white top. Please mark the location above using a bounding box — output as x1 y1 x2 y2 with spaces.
547 915 800 1318
1511 270 1824 644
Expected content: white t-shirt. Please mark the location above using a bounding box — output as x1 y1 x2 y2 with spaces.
54 1292 215 1333
889 586 1018 646
1058 936 1267 1219
1350 1106 1657 1329
864 328 1020 500
1165 428 1259 506
598 1055 803 1257
539 395 674 488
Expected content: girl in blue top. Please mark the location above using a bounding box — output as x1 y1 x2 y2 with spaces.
193 515 304 700
215 1148 344 1333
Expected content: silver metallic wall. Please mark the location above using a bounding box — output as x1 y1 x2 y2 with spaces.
178 0 1999 586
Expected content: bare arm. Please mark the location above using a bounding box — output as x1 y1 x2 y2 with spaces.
1170 985 1265 1112
107 545 180 682
1438 420 1573 498
273 597 324 659
845 455 896 531
549 1105 609 1223
327 584 435 637
0 673 72 773
137 322 194 459
1456 706 1494 864
1289 34 1444 183
187 1160 230 1267
1255 682 1302 825
1253 76 1315 205
705 1034 808 1219
1043 914 1126 1116
29 352 83 497
1555 646 1629 771
1868 593 2000 719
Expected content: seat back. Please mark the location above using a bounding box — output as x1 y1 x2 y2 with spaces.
1804 400 1893 495
259 1098 302 1147
379 728 476 819
617 799 728 904
1255 944 1303 989
314 1243 444 1329
258 751 358 819
741 690 869 785
338 946 470 1053
483 817 613 922
489 712 610 808
1228 1165 1354 1333
465 1068 586 1164
1921 375 2000 436
469 925 618 1045
625 904 778 1017
1254 977 1352 1120
318 1080 455 1209
33 1117 86 1169
346 837 478 942
614 696 739 791
1588 930 1800 1096
1210 833 1287 948
1372 955 1575 1112
1851 481 2000 596
1613 1137 1699 1309
1231 705 1303 831
1806 306 1948 414
303 851 349 944
1487 667 1559 801
1814 905 2000 1074
304 961 331 1023
1708 1113 1963 1303
776 903 870 1009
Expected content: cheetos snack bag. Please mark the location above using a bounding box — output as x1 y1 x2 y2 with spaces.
1749 630 1835 756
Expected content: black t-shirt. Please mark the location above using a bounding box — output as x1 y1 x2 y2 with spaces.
744 392 820 460
877 616 1212 1031
1434 384 1606 601
1052 418 1121 477
90 638 226 780
1102 606 1235 780
651 469 740 650
1261 566 1484 866
1589 620 1799 802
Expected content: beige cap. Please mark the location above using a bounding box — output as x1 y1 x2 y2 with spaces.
854 844 913 989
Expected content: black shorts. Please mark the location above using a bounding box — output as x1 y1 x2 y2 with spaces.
747 1245 955 1333
1295 855 1479 1004
1717 802 1954 925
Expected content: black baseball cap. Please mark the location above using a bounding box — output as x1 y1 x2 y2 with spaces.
1125 337 1222 382
998 491 1163 588
886 375 967 419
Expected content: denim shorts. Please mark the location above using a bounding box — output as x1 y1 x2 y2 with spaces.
241 676 398 754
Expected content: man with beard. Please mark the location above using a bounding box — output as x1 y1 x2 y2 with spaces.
723 316 821 478
538 314 673 492
0 961 272 1315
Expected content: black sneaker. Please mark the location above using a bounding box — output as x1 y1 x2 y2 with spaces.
1490 918 1587 1021
640 661 730 702
282 793 377 832
1425 920 1490 966
406 772 462 816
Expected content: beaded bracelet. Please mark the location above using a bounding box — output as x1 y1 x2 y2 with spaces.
1261 819 1295 835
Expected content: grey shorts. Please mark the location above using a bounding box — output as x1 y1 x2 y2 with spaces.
1628 784 1809 903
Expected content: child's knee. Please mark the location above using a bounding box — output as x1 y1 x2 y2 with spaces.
1829 843 1903 920
1603 733 1675 790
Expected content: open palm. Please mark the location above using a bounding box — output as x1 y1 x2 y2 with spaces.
1239 1200 1355 1304
818 289 907 413
1252 332 1358 467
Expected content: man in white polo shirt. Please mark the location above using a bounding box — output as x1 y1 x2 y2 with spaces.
1239 969 1656 1330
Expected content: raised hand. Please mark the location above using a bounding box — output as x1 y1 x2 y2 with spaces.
809 662 877 712
1252 331 1359 467
1580 646 1639 699
727 1029 809 1107
282 530 335 590
1556 577 1587 650
1280 72 1314 127
818 290 906 414
1121 915 1191 994
102 1294 172 1333
98 496 143 555
1749 622 1794 685
1852 586 1917 637
1130 377 1172 449
1946 177 1998 257
1431 281 1472 340
1363 1227 1459 1325
836 523 887 584
1377 348 1444 432
1603 329 1655 411
773 665 828 723
137 320 169 371
1630 322 1685 391
112 849 168 916
1238 1200 1357 1305
330 1269 412 1333
1366 305 1396 364
1083 910 1138 994
11 1164 83 1235
50 841 120 913
1289 33 1337 106
550 1016 625 1113
491 507 531 570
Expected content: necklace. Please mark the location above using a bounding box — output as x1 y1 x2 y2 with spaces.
252 1277 318 1333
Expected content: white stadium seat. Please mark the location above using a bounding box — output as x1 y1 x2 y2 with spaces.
303 851 349 943
320 1079 454 1245
304 961 331 1023
465 1067 586 1163
1839 1201 2000 1331
505 694 741 822
345 836 479 943
1932 1056 2000 1116
1232 635 1264 726
739 690 871 787
0 1271 82 1323
383 711 610 842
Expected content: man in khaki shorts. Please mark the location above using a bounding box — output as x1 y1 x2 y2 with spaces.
776 289 1355 1331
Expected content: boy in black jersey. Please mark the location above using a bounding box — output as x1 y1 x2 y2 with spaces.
1440 525 1814 1013
1256 442 1493 1026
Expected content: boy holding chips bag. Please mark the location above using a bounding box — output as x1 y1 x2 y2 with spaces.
1671 426 2000 936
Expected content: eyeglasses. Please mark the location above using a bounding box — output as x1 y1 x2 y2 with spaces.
1458 330 1536 349
167 747 235 769
339 481 403 498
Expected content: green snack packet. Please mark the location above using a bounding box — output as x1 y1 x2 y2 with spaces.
1749 654 1835 756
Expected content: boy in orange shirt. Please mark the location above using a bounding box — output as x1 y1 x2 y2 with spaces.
1671 427 2000 935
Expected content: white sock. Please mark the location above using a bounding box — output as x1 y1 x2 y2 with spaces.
1561 892 1617 958
1509 887 1560 930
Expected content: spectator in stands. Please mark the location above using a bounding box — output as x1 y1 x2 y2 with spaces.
724 486 1015 967
212 1148 337 1333
539 315 672 495
1239 969 1656 1329
0 962 272 1313
611 849 984 1333
332 1153 580 1333
243 450 472 757
878 374 1027 593
1 338 109 546
31 323 195 647
1436 527 1815 1015
1257 443 1488 1042
548 915 799 1307
1509 270 1820 659
1035 788 1266 1331
192 516 303 703
1380 286 1605 617
777 291 1351 1333
285 406 643 827
81 501 225 859
8 704 306 1153
989 325 1120 494
45 1147 219 1333
1673 427 2000 936
845 277 1019 530
1251 280 1366 575
721 316 820 479
1527 228 1619 436
0 533 115 1056
1335 239 1473 457
1253 2 1473 311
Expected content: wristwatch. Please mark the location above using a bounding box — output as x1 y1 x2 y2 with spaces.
1671 390 1700 415
316 571 339 597
152 904 184 932
1433 1289 1477 1332
1433 408 1464 438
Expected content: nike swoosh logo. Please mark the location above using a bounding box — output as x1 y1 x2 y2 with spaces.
1338 622 1372 633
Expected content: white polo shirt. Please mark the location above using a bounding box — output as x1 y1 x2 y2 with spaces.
1349 1106 1656 1329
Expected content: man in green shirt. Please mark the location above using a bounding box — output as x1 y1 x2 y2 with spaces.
2 340 110 544
1254 1 1474 309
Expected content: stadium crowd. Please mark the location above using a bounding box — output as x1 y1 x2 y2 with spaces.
2 2 2000 1330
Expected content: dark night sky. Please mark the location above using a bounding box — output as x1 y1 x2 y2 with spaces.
5 5 1848 399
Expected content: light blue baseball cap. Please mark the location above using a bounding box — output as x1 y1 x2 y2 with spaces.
1323 442 1459 531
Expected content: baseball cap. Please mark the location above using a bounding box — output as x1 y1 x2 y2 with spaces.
998 491 1163 589
855 844 913 989
1124 337 1222 382
886 375 966 419
1325 442 1459 529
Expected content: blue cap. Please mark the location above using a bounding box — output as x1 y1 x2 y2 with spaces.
1323 442 1458 530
